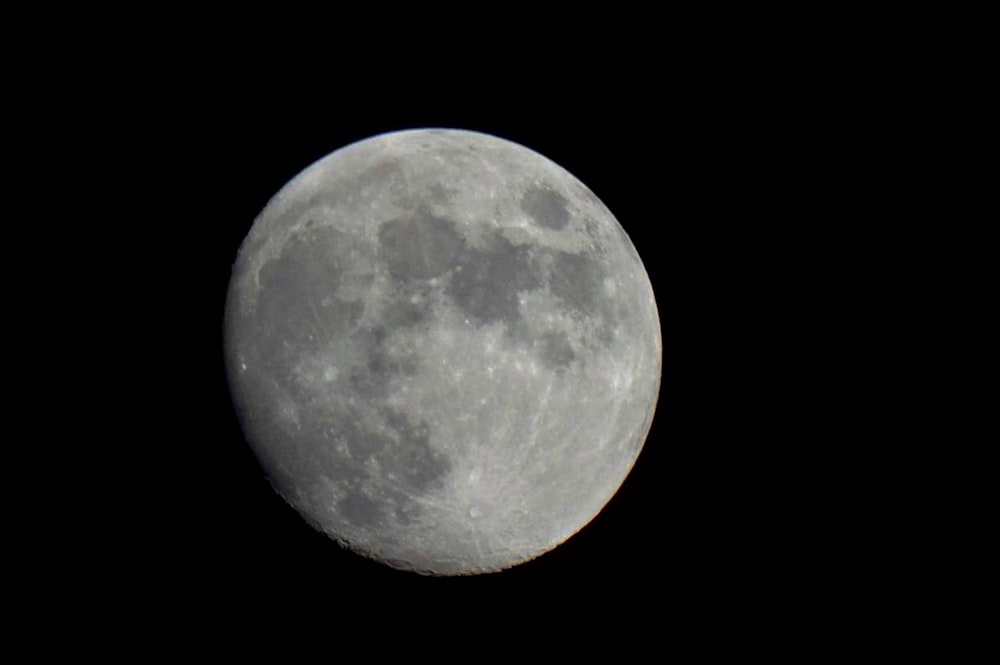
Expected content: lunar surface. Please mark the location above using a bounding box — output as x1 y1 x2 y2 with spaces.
224 129 660 575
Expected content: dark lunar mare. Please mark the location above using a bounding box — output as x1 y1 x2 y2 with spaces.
225 129 661 575
227 221 454 540
448 233 541 327
520 185 571 230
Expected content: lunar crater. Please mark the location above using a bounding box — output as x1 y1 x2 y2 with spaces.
225 128 660 575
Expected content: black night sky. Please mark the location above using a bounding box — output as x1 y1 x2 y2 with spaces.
20 14 914 651
91 60 839 633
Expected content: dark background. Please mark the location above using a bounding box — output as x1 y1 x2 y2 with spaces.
137 97 722 601
20 13 945 650
187 107 686 584
76 55 854 632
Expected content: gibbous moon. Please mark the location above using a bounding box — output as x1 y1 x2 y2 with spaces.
224 129 660 575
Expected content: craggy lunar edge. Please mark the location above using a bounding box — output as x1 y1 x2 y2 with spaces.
224 129 661 575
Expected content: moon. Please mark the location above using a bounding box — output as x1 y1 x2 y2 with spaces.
224 128 660 575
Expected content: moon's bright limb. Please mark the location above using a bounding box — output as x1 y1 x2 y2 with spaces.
224 129 660 575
